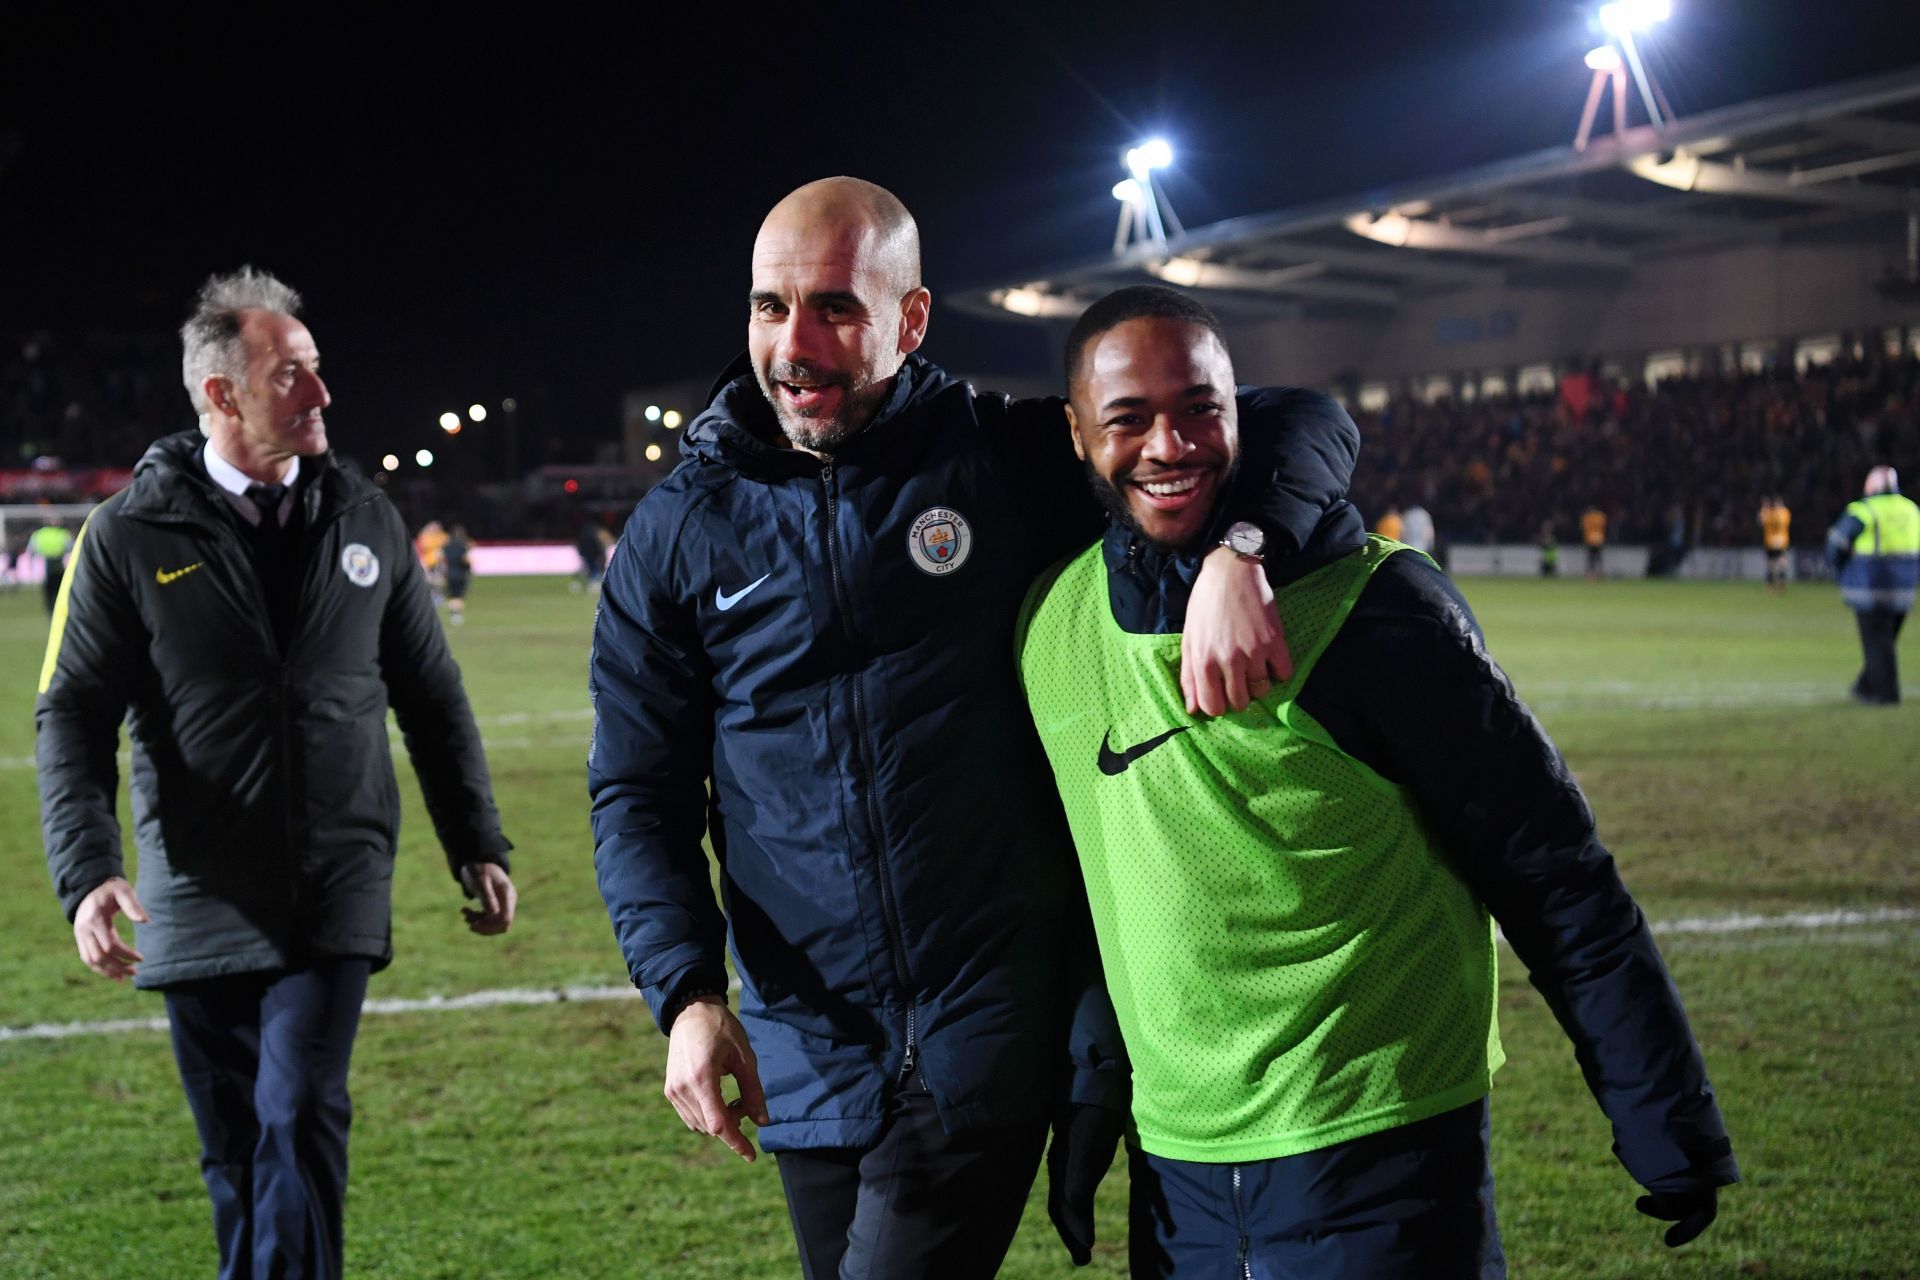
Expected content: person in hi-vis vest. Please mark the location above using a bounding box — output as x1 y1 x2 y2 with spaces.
1827 466 1919 705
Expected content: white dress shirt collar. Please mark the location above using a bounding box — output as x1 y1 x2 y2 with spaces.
203 443 300 524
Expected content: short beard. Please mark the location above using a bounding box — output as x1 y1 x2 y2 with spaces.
1081 456 1238 552
755 363 888 454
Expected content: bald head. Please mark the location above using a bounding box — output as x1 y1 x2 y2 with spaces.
757 177 921 299
746 177 933 452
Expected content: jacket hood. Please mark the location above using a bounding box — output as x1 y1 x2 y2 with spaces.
681 353 966 477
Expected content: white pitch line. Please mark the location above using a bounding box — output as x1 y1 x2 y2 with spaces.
5 907 1915 1045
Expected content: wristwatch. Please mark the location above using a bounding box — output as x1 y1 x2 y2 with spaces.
1218 521 1266 563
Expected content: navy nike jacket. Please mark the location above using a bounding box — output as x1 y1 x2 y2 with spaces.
587 354 1355 1150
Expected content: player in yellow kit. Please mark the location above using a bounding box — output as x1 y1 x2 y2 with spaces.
1581 506 1607 580
1760 496 1791 594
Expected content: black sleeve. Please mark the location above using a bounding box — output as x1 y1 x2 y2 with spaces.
1299 553 1739 1194
34 510 142 919
1220 387 1362 559
376 503 513 875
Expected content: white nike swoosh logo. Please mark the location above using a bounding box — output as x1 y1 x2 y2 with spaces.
715 572 772 611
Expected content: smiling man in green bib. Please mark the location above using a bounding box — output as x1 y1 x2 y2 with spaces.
1015 285 1737 1278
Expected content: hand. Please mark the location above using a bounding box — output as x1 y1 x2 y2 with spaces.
73 876 148 981
665 997 769 1163
1046 1104 1125 1266
1636 1187 1718 1247
458 862 517 935
1180 546 1292 717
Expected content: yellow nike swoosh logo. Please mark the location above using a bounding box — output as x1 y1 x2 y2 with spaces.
155 563 204 585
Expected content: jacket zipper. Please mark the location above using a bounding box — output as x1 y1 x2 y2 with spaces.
820 459 921 1082
1231 1164 1253 1280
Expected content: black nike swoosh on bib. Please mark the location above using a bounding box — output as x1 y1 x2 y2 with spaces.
1097 726 1190 776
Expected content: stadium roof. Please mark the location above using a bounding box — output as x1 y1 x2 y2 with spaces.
951 65 1920 325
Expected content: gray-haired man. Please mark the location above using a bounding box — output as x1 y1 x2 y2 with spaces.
36 267 517 1279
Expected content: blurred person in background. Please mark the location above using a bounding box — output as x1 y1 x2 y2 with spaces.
1760 494 1791 594
415 518 448 605
1582 504 1608 580
1375 503 1403 542
1827 466 1918 704
29 511 74 613
1019 286 1737 1279
443 522 472 625
36 267 517 1280
1400 501 1434 556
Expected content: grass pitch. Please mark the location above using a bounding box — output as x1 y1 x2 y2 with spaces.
2 573 1915 1278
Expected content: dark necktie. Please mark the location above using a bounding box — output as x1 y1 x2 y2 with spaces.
244 483 288 557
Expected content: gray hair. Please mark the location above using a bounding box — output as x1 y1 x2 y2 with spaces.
180 266 303 431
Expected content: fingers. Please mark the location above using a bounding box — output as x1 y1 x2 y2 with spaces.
1179 649 1198 717
461 867 517 935
73 881 144 981
732 1049 770 1127
111 882 150 924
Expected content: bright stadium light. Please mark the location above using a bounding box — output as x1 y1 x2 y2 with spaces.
1599 0 1668 35
1114 138 1182 256
438 411 460 432
469 403 487 422
415 449 434 467
644 404 662 422
1585 44 1623 71
1125 138 1173 180
644 443 663 462
380 453 399 471
662 409 683 429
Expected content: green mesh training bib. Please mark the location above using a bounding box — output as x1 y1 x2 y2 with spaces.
1017 536 1503 1162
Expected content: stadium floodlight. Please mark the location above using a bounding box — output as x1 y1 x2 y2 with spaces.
662 409 683 429
415 449 434 467
438 411 460 432
502 397 518 413
1125 138 1173 180
380 453 399 472
1114 138 1183 257
644 404 662 422
1584 45 1623 71
469 403 487 422
644 443 663 462
1599 0 1669 33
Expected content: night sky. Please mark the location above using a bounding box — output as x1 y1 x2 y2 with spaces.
4 1 1918 467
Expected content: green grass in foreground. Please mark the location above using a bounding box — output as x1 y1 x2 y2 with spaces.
2 575 1915 1278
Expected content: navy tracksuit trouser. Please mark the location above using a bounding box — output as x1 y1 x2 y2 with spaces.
163 959 371 1280
1128 1098 1504 1280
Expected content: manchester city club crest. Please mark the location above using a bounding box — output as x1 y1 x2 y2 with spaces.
340 543 381 588
907 507 972 576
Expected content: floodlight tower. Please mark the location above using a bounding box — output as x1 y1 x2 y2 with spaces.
1113 138 1184 256
1575 0 1676 150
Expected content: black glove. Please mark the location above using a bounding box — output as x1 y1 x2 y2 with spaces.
1046 1104 1125 1266
1635 1187 1718 1247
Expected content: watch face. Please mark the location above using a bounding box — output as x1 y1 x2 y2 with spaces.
1226 523 1264 556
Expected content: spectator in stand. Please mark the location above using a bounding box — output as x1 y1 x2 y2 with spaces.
1376 505 1404 542
573 519 610 594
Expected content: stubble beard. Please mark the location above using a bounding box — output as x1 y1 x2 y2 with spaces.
1082 456 1239 552
756 362 889 454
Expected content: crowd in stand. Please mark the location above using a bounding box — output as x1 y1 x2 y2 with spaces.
1349 352 1920 548
10 328 1918 550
